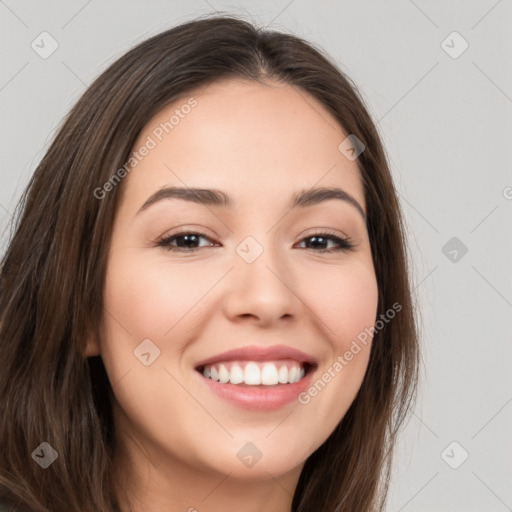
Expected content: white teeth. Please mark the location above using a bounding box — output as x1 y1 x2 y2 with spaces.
278 365 288 384
218 364 229 384
261 363 279 385
201 361 307 386
229 364 244 384
244 362 261 385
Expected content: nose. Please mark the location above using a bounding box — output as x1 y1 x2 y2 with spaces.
221 242 302 327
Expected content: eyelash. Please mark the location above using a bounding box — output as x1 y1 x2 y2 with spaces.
157 230 355 254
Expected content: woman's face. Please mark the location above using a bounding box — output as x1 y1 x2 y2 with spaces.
89 78 378 484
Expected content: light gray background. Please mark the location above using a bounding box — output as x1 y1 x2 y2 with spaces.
1 1 511 510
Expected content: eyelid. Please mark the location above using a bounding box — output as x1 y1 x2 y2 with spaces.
295 227 351 241
158 225 218 241
157 227 351 244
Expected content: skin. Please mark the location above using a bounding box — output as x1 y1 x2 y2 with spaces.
84 78 379 512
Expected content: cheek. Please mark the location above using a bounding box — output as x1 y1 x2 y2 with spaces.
98 253 184 391
302 259 379 349
98 251 230 390
102 253 210 343
292 260 378 445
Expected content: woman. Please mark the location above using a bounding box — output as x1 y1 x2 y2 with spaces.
0 13 419 512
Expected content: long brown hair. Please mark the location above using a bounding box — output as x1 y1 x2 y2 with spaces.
0 13 419 512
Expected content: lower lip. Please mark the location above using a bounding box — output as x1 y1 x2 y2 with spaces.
197 368 315 411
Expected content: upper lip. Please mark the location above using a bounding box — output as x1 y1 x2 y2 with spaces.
195 344 318 369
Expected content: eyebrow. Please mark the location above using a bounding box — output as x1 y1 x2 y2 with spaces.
137 186 366 220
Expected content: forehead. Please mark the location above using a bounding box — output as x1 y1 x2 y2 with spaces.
120 78 364 212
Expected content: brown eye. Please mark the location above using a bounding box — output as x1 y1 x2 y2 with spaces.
158 232 217 252
157 231 355 254
296 232 355 253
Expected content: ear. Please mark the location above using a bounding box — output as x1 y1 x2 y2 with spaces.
82 333 101 358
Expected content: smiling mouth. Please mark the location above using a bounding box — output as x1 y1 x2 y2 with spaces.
196 360 314 386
